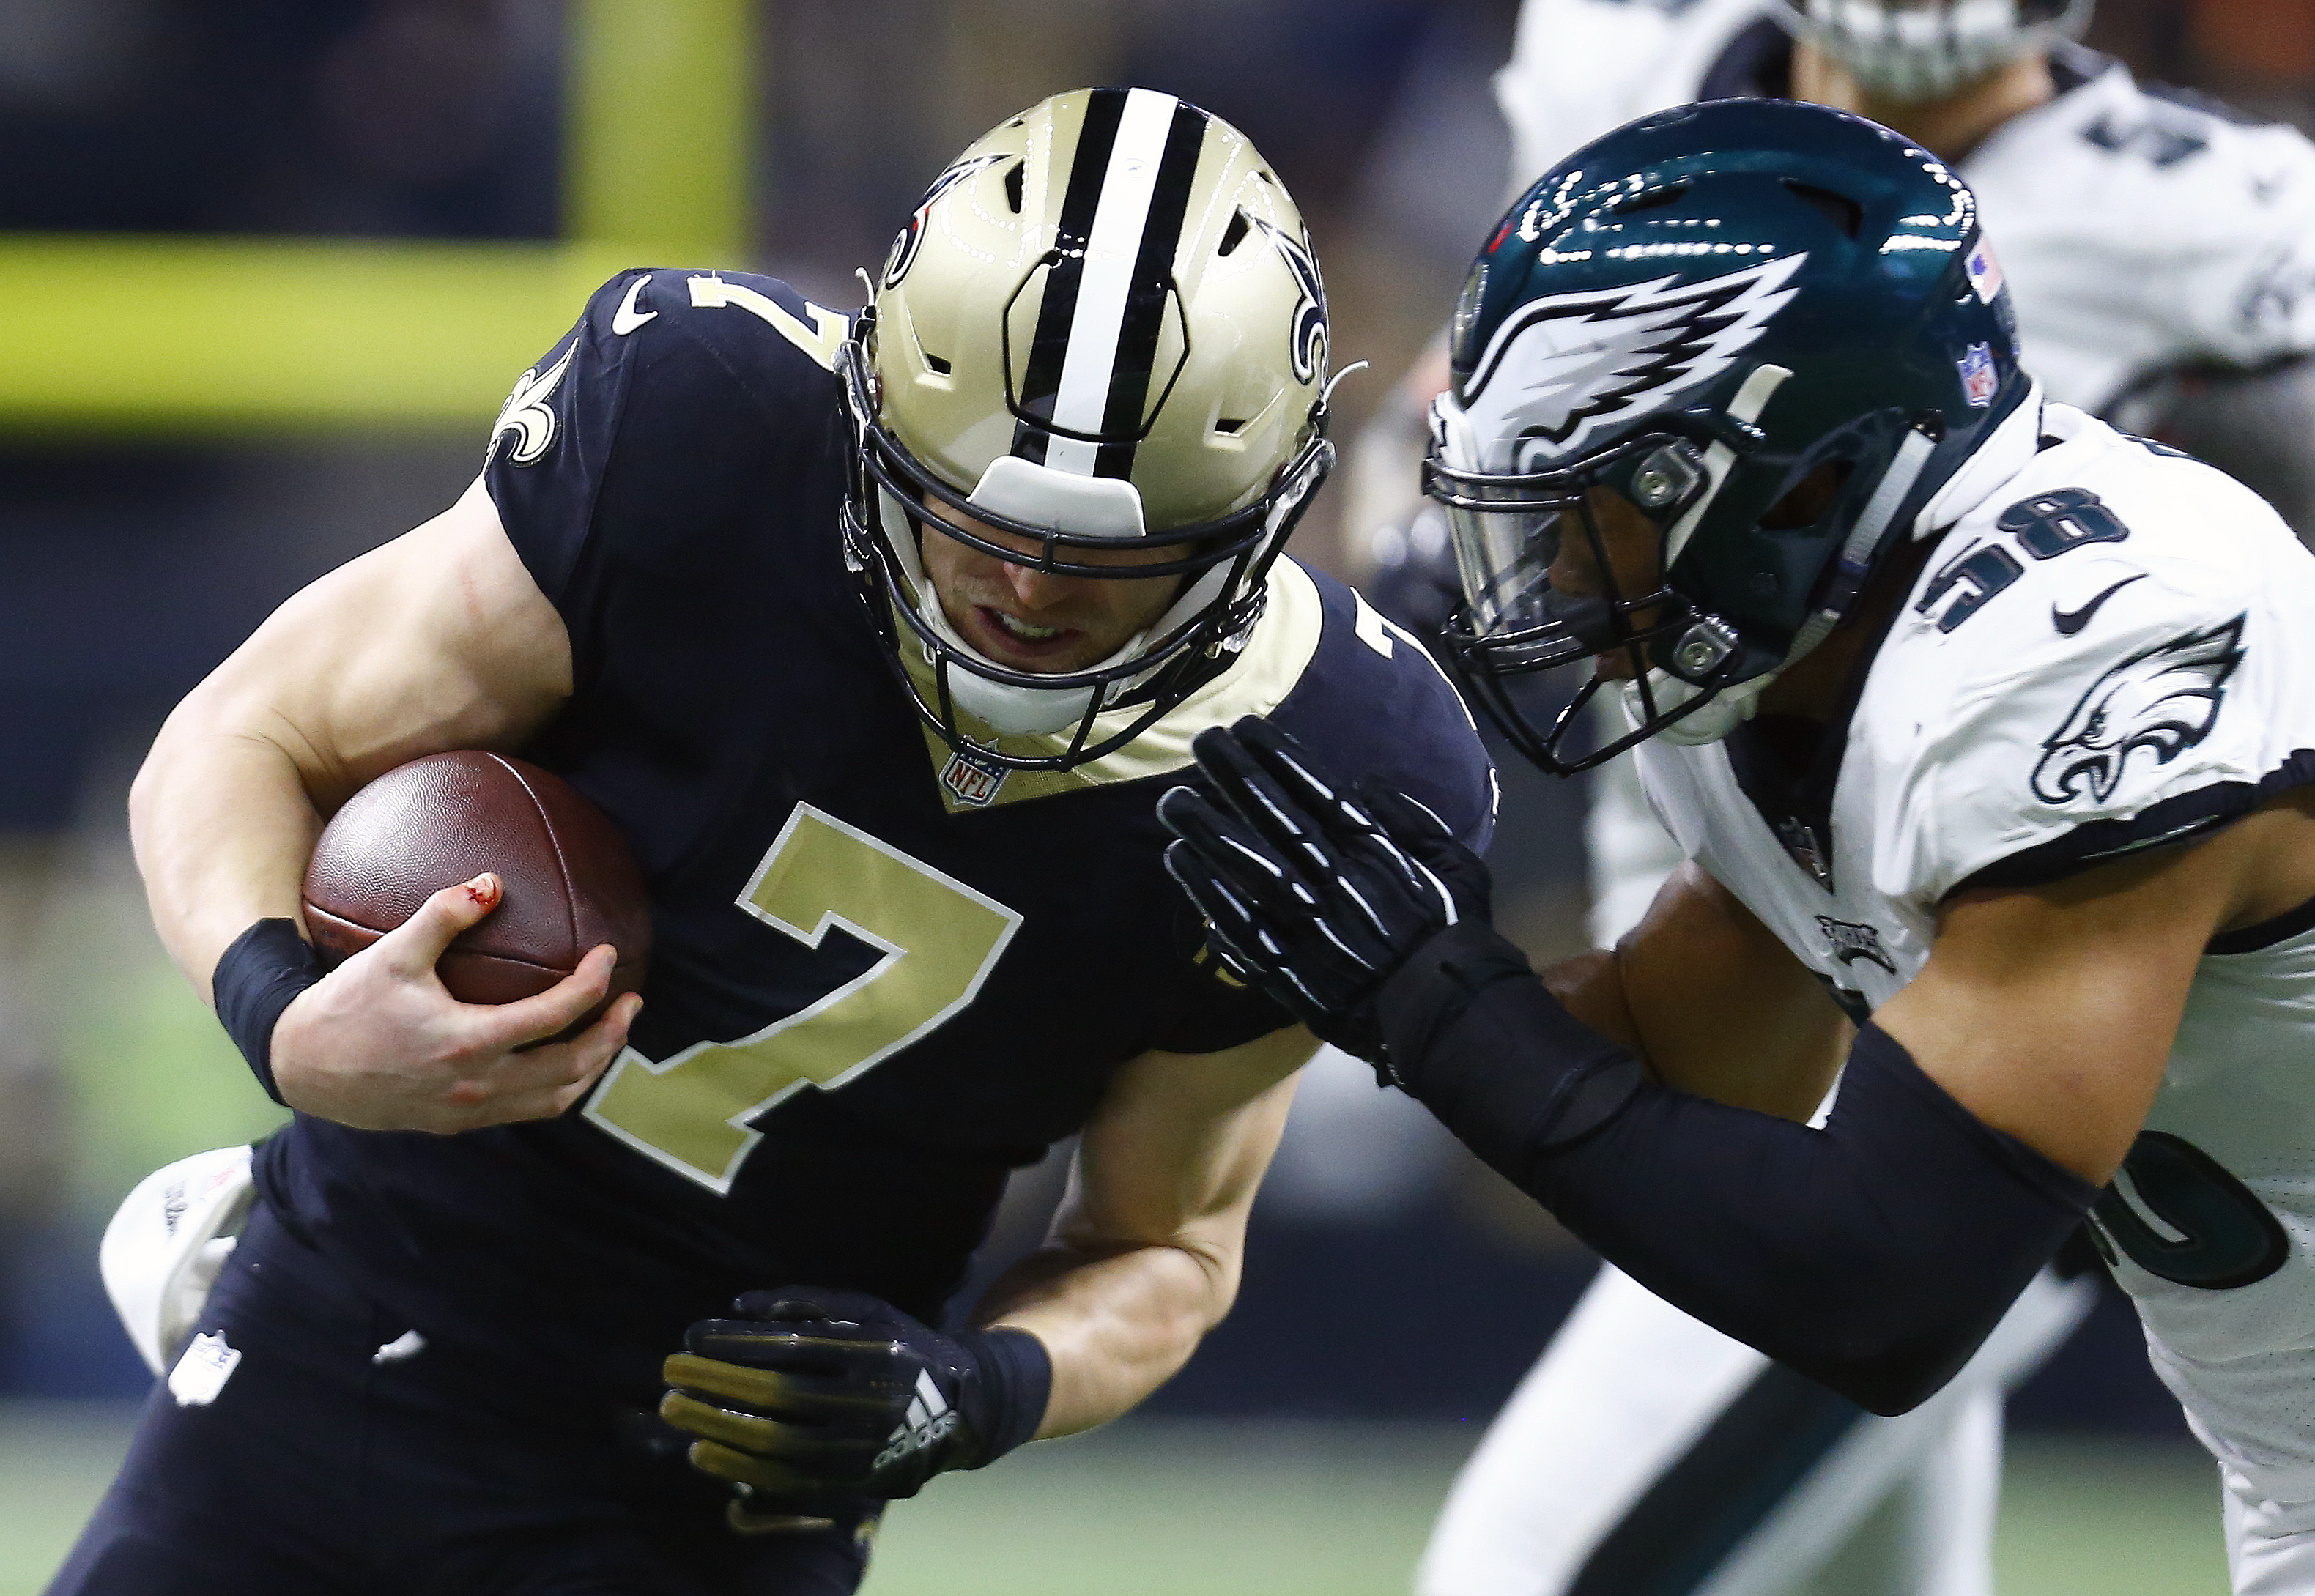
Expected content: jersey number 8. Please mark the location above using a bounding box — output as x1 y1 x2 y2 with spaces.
1917 488 2132 634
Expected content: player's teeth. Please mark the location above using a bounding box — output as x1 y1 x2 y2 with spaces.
996 613 1062 641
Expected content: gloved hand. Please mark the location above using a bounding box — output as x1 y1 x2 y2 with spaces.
1156 716 1493 1079
660 1287 1050 1503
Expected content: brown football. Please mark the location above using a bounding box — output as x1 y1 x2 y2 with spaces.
302 751 651 1014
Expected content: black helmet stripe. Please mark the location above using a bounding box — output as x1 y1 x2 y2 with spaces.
1012 89 1124 467
1011 89 1210 482
1094 103 1207 478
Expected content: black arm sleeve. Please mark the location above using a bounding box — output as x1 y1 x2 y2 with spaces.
1377 922 2103 1416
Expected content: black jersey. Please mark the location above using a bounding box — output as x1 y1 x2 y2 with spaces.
254 268 1495 1405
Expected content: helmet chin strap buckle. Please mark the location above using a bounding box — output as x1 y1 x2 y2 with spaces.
1667 616 1739 683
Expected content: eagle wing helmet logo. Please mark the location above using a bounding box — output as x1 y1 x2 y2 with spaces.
2031 616 2248 806
1460 253 1807 467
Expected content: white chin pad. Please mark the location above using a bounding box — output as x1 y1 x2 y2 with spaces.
969 455 1146 539
1630 669 1777 746
878 483 1155 739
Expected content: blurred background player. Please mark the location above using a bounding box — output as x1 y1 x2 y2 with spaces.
53 89 1494 1595
1330 2 2315 1595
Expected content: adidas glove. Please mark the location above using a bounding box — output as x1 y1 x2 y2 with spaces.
661 1287 1051 1502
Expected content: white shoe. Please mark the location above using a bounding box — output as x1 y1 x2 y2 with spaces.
99 1146 256 1377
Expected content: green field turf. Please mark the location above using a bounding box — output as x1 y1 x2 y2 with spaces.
0 1405 2228 1595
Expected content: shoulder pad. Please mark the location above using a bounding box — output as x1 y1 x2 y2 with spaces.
1270 565 1498 853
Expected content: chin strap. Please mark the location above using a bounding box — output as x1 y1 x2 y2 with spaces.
1639 669 1777 747
1780 422 1941 665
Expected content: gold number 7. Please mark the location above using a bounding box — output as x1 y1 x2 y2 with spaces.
585 803 1024 1192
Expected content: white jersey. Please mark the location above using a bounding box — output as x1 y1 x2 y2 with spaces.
1497 0 2315 409
1637 398 2315 1500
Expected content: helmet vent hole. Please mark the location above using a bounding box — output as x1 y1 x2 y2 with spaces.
1612 182 1689 216
1216 415 1251 435
1219 209 1251 256
1781 180 1863 240
1004 160 1024 214
922 352 952 375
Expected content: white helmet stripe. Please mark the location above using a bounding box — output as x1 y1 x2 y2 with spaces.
1044 89 1188 475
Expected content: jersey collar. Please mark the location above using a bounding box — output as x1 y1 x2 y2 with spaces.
905 557 1329 812
1916 381 2047 536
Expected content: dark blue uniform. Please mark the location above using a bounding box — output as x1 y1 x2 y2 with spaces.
52 270 1494 1596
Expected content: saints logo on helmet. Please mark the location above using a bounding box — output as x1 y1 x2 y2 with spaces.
838 88 1338 770
1429 98 2030 773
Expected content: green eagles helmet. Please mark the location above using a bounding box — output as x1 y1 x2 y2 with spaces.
837 87 1337 770
1429 97 2029 773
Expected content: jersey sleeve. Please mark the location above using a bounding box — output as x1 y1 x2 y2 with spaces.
1268 576 1499 853
1879 556 2299 901
482 271 650 610
481 268 850 678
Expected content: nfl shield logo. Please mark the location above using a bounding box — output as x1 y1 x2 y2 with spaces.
1957 343 1998 408
940 749 1007 807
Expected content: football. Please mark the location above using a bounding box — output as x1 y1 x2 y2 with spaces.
302 751 651 1012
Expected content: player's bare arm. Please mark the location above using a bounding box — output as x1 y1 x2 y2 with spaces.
1883 789 2315 1183
1564 785 2315 1185
974 1023 1316 1437
129 475 641 1131
1559 861 1850 1122
657 1023 1315 1499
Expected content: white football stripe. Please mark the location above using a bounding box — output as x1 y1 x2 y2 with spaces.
1045 88 1182 475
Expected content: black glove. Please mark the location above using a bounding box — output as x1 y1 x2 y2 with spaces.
660 1287 1051 1503
1156 716 1493 1078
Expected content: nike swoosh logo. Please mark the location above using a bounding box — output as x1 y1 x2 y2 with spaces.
2052 574 2147 635
612 275 657 335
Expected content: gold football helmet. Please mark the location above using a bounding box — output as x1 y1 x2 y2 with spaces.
839 87 1337 767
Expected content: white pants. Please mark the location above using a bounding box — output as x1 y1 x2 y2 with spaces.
2226 1466 2315 1594
1416 1263 2095 1596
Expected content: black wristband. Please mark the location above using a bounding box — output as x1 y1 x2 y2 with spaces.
952 1326 1052 1469
212 918 325 1107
